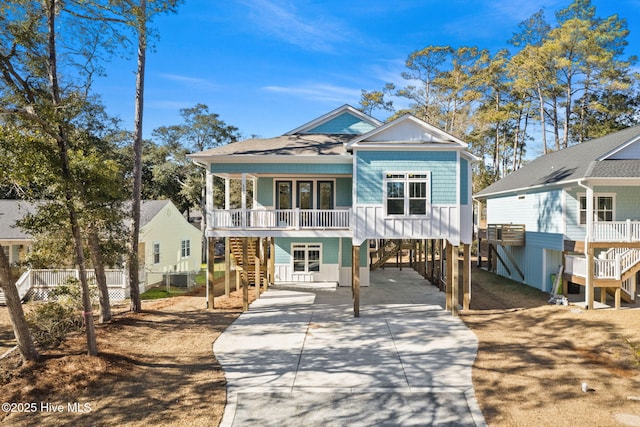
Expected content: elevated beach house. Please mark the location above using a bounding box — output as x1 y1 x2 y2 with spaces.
188 105 478 315
475 126 640 309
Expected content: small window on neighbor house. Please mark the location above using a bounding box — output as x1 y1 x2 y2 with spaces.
153 243 160 264
579 195 614 224
181 240 191 258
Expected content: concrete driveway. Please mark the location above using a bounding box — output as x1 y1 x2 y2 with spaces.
213 268 486 426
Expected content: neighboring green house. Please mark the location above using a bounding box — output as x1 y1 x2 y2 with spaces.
475 126 640 308
189 105 478 314
0 199 202 303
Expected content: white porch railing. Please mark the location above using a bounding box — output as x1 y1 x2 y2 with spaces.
567 249 640 280
8 269 130 303
209 208 351 230
592 220 640 242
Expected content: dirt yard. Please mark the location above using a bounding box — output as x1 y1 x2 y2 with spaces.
1 268 640 426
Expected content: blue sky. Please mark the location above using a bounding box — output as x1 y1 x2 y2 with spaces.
94 0 640 141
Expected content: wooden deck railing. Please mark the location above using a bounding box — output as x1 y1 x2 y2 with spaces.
486 224 526 246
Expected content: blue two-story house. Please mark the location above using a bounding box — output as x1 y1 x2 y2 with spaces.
189 105 477 315
475 126 640 309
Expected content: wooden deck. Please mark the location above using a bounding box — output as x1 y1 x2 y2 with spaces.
483 224 525 246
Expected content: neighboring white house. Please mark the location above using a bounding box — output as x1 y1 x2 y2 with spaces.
138 200 203 285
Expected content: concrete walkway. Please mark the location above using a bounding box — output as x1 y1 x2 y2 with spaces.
214 268 486 426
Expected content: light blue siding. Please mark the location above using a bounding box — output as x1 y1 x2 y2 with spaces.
257 177 273 207
340 238 368 267
460 158 469 205
487 190 564 234
211 163 351 175
336 178 352 206
495 232 564 291
275 237 340 265
355 151 457 204
307 112 376 135
565 188 584 240
595 185 640 221
566 185 640 241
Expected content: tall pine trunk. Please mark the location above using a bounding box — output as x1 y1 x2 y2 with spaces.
47 0 98 356
129 0 147 313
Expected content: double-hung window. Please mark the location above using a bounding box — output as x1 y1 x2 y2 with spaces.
181 239 191 258
385 173 430 216
292 243 321 273
153 243 160 264
579 195 614 225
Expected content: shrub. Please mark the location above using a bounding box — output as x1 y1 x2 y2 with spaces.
26 278 97 348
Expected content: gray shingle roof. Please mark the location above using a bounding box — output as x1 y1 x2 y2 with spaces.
0 200 38 239
188 134 352 158
0 199 171 239
476 126 640 198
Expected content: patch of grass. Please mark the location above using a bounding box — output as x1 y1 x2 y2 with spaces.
194 263 226 286
140 286 188 300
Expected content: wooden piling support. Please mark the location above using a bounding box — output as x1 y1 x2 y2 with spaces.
207 237 215 309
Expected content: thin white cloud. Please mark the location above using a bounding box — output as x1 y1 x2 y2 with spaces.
263 83 361 103
159 73 219 90
235 0 349 52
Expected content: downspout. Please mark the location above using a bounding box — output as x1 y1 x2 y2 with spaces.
578 179 593 309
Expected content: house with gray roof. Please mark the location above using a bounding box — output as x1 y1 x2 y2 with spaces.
189 104 478 315
0 199 201 301
475 126 640 308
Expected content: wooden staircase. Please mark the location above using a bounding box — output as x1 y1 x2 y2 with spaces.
229 237 260 285
370 239 403 271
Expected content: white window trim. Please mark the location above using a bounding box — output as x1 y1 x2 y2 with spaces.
152 242 161 265
273 179 336 210
577 192 616 225
291 243 322 274
384 171 431 217
181 239 191 259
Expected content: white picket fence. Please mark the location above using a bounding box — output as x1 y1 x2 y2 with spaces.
0 268 134 304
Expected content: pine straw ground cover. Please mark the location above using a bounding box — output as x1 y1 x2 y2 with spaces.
1 268 640 426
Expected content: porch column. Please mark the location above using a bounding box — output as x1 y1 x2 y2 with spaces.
451 244 459 317
463 243 471 310
269 238 275 286
242 238 249 311
254 238 261 300
206 171 214 217
241 174 247 228
428 240 434 283
584 184 594 309
445 242 453 312
224 237 231 297
224 178 230 210
207 237 215 309
586 246 595 310
352 243 360 318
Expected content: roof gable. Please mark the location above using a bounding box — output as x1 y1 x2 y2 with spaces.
347 115 469 149
286 104 382 135
597 134 640 160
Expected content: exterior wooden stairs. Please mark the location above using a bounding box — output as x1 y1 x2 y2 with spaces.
598 248 640 303
370 239 404 271
229 237 261 286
